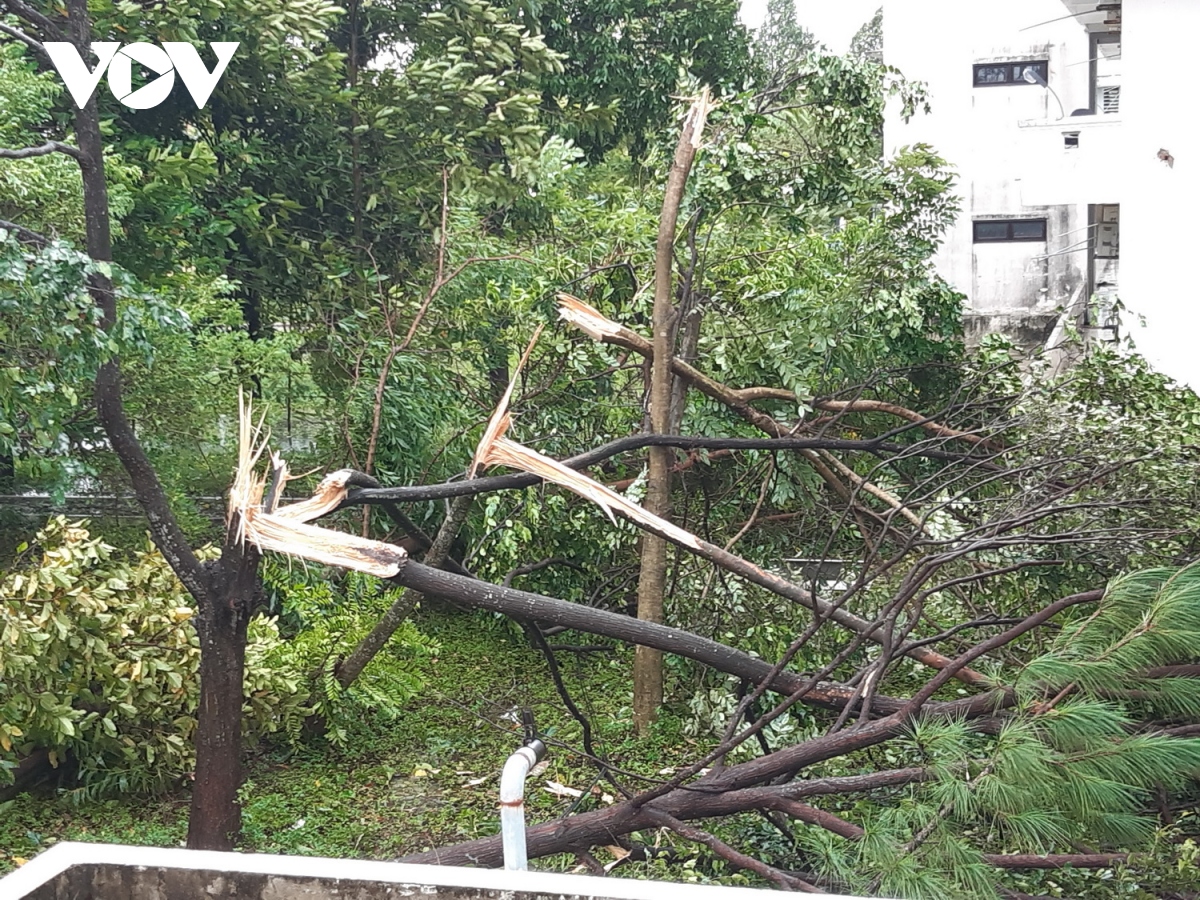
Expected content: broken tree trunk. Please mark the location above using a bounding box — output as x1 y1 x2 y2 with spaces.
48 0 257 851
635 90 710 732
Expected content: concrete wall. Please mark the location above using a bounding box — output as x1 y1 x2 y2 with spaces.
0 843 884 900
884 0 1091 345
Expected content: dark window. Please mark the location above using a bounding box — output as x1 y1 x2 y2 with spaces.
973 60 1049 86
973 219 1047 243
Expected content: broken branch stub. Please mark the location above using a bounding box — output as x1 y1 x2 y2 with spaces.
230 398 406 579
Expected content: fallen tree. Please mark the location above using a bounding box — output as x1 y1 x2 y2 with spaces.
229 342 1200 895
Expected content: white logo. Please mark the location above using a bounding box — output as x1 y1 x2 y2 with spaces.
43 41 240 110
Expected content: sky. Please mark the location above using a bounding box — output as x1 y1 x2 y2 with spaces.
739 0 881 54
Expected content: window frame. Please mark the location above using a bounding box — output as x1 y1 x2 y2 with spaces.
1089 32 1121 114
972 218 1048 243
973 60 1050 87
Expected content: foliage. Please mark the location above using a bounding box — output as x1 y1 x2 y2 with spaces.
259 563 439 746
753 0 816 85
850 7 884 65
0 232 190 495
523 0 752 159
0 519 433 797
0 40 83 241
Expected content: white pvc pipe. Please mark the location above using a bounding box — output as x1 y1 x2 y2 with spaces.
499 739 546 871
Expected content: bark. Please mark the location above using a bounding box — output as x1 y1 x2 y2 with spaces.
634 94 709 731
186 546 259 850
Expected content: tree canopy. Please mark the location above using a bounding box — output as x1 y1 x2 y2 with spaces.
0 0 1197 896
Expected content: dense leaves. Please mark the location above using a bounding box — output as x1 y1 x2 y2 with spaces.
0 0 1197 894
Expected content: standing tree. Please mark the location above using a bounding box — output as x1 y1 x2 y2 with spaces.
753 0 816 87
0 0 260 848
850 7 884 64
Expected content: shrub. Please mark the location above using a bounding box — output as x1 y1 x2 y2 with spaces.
0 518 430 799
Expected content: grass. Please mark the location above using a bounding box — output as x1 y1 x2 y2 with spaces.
0 604 705 875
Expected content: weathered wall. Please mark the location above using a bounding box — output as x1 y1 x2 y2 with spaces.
3 844 847 900
884 0 1090 345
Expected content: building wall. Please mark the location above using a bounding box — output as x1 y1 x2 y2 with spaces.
883 0 1200 389
1116 0 1200 389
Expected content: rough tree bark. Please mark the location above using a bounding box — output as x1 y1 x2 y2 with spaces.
187 545 259 849
634 92 709 732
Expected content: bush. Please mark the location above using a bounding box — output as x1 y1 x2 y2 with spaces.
0 518 430 799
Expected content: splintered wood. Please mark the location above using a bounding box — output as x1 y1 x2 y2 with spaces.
470 327 701 550
478 436 701 550
230 390 406 577
556 292 647 351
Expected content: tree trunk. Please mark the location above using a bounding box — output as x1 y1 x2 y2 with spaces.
633 94 708 732
59 0 256 847
187 552 256 850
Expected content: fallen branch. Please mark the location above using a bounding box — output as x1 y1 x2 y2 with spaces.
469 400 984 683
646 808 822 892
558 293 997 450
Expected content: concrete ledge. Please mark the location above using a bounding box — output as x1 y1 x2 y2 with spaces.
964 313 1059 349
0 842 881 900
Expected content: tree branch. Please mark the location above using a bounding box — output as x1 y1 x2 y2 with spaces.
0 20 49 59
0 0 65 40
0 141 83 161
0 218 49 246
342 433 989 505
645 809 822 892
982 853 1133 870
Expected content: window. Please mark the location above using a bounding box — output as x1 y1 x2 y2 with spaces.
973 219 1047 243
973 60 1049 87
1094 204 1119 258
1091 33 1121 114
1099 85 1121 114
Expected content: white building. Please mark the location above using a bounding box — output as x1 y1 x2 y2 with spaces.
883 0 1200 389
